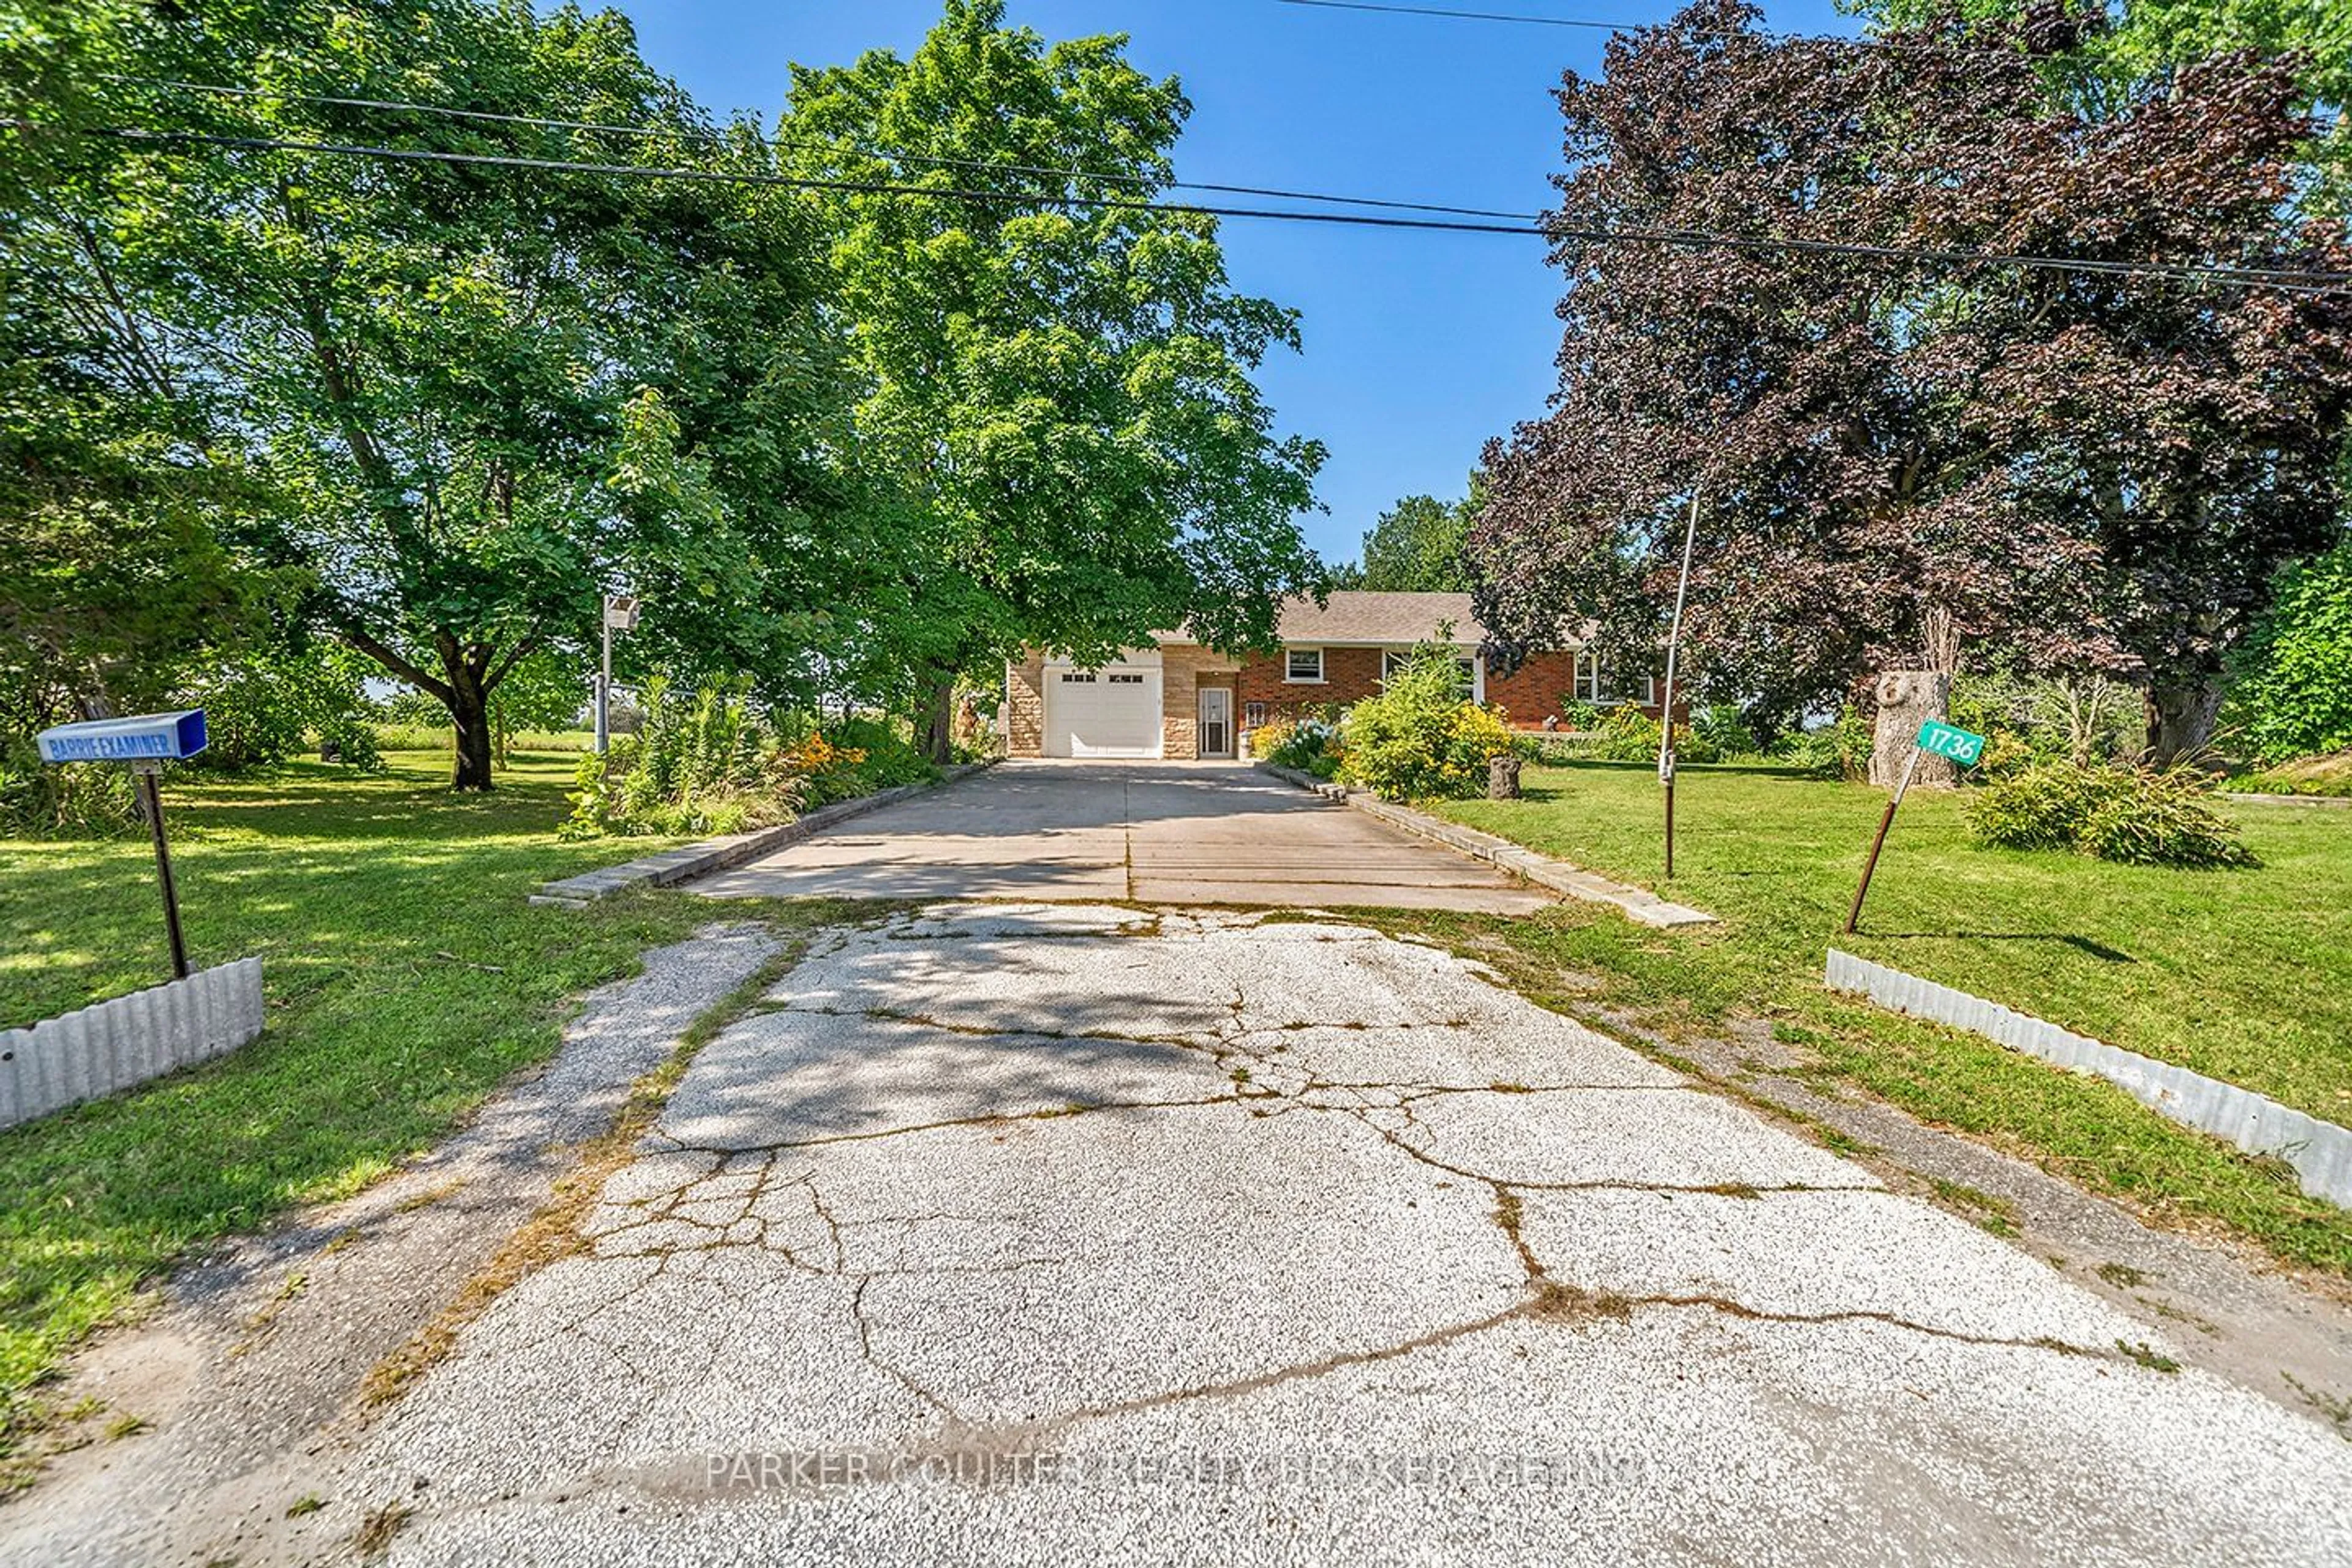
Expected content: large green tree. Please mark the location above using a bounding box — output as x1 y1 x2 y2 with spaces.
29 0 867 788
1355 479 1484 593
780 0 1326 758
1 0 279 740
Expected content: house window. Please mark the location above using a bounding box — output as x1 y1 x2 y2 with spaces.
1382 649 1479 700
1244 701 1266 726
1285 647 1324 683
1060 672 1098 684
1107 673 1145 684
1574 652 1656 706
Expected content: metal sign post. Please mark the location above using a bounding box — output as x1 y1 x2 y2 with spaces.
1843 717 1985 935
134 763 190 979
1657 488 1701 879
37 710 209 981
596 594 642 755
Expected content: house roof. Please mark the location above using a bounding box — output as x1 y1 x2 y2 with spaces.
1273 590 1486 646
1152 589 1591 650
1159 590 1487 648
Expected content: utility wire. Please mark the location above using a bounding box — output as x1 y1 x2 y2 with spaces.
26 122 2350 296
100 75 1545 222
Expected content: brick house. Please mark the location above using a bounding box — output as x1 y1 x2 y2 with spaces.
1003 590 1673 761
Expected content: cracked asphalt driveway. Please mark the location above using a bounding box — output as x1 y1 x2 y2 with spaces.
328 904 2347 1566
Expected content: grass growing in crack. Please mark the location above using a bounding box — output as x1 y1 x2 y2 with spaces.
1926 1177 2019 1237
2282 1372 2352 1438
358 930 824 1410
1528 1280 1634 1324
355 1500 412 1556
2096 1261 2152 1289
2117 1340 2182 1374
285 1494 325 1518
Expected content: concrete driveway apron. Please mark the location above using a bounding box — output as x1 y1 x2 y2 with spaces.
690 761 1551 913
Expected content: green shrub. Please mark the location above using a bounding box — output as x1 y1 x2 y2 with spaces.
1577 706 1722 765
794 717 937 805
1772 709 1872 781
1256 715 1340 777
2226 538 2352 764
1337 644 1515 801
1557 698 1602 731
2078 772 2260 868
1965 763 2125 850
1966 763 2255 868
1691 703 1760 760
564 678 790 839
314 714 383 771
0 738 142 839
562 687 934 838
183 645 384 774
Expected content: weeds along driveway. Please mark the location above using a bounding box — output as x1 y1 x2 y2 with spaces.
57 902 2343 1567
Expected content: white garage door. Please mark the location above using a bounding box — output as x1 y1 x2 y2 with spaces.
1046 668 1163 758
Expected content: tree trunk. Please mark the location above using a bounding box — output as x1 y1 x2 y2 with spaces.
447 668 495 791
2144 676 2223 768
914 671 957 765
1868 669 1955 790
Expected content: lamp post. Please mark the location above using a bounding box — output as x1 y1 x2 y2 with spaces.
595 593 641 755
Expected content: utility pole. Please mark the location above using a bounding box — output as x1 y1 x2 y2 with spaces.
595 594 641 755
1657 488 1701 880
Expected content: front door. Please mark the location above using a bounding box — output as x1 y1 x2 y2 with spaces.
1198 686 1233 759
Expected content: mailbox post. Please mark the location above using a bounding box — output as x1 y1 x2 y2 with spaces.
36 710 208 980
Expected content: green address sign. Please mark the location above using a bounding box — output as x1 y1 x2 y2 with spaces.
1915 718 1986 767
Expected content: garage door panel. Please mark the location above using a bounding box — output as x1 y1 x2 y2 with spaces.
1047 669 1162 758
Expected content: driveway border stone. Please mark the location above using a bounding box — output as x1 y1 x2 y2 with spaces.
1255 762 1717 928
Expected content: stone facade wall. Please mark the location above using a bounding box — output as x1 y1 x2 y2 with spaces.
1006 652 1047 756
1159 646 1242 760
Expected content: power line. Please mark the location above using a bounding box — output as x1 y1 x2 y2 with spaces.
71 124 1547 235
31 122 2350 296
102 75 1545 223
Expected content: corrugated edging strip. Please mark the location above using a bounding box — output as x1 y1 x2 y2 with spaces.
530 760 1001 907
1 957 265 1130
1825 948 2352 1209
1256 762 1717 930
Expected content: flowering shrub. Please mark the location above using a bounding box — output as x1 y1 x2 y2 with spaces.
563 684 934 839
1336 644 1516 801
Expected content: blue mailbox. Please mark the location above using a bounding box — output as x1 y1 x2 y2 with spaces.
36 709 208 764
36 709 207 978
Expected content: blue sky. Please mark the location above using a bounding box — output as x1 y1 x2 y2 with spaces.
610 1 1861 566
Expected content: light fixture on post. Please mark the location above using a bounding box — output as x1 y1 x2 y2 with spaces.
596 593 642 755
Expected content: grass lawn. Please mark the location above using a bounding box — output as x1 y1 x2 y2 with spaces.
0 750 718 1455
1414 761 2352 1275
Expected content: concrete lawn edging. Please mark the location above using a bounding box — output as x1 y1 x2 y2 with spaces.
1825 948 2352 1209
1256 761 1717 929
1 957 265 1130
530 760 1000 908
